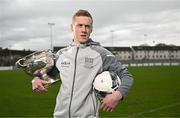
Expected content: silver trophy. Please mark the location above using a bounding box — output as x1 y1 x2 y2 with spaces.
16 49 59 85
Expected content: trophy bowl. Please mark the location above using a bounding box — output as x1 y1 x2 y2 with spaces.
16 49 59 83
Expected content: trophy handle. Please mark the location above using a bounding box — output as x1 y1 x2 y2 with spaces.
52 52 58 60
16 58 27 68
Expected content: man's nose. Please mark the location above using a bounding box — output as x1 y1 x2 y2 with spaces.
82 26 86 32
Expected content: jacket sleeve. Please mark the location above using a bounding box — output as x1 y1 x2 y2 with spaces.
101 49 133 97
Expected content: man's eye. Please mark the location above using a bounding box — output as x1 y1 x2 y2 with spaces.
85 25 90 28
78 24 83 27
77 24 91 29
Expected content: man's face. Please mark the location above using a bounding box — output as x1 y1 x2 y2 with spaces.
71 16 93 44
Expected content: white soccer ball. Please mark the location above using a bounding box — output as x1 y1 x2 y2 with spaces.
93 71 121 99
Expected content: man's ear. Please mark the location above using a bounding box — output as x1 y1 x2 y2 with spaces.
90 27 93 33
90 24 93 34
70 24 74 32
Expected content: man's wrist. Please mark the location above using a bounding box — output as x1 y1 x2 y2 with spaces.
115 90 124 101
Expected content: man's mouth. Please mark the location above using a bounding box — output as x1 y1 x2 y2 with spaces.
80 35 87 37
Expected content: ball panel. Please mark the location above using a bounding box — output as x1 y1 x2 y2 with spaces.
93 71 121 99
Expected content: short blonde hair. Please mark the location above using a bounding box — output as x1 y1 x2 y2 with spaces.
72 9 93 23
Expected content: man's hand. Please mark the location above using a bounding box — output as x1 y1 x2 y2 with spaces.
101 90 123 112
32 77 50 93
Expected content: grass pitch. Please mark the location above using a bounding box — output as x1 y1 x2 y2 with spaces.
0 66 180 117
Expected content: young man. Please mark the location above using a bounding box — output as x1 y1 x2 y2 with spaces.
32 9 133 118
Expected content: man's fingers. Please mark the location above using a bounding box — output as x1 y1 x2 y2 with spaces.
32 79 48 92
41 80 50 85
101 102 113 112
33 86 48 92
105 107 113 112
37 84 47 91
32 83 37 90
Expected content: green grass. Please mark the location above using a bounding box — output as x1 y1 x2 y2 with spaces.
0 66 180 117
0 69 59 117
100 66 180 117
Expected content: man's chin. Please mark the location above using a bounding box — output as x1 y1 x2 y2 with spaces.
79 38 89 44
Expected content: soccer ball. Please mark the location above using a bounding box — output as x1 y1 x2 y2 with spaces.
93 71 121 99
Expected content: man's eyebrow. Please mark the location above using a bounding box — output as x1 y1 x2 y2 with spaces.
77 24 91 27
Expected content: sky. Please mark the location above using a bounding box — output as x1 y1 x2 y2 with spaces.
0 0 180 51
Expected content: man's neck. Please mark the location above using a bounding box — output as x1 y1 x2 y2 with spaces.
73 38 91 44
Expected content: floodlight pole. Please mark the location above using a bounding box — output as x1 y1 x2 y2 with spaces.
48 22 55 50
144 34 148 44
8 45 12 66
144 34 148 60
110 30 114 47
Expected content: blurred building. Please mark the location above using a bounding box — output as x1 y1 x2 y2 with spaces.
132 45 180 62
0 48 33 66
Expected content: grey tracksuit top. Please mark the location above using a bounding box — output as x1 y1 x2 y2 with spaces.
53 39 133 118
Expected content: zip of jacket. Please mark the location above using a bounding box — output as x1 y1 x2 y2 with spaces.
68 47 79 118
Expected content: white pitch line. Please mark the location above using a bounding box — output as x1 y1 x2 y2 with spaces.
128 102 180 117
